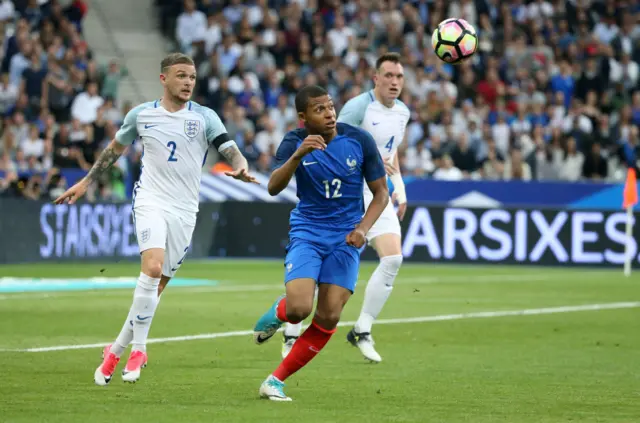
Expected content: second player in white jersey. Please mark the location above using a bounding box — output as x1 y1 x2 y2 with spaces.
338 90 410 165
337 90 410 240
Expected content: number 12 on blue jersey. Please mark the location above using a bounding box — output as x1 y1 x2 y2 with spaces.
323 178 343 198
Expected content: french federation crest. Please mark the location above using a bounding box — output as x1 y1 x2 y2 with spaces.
346 155 357 173
184 120 200 139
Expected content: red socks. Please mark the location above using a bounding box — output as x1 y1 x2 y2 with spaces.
276 298 291 322
273 320 336 381
276 297 303 324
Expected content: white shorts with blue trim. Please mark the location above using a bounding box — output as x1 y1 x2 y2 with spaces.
132 205 196 278
363 184 402 243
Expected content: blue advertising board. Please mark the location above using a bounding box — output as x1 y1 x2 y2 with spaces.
403 178 638 211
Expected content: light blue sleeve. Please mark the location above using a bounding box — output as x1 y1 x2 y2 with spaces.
115 103 151 145
395 99 411 116
337 92 372 126
196 104 234 150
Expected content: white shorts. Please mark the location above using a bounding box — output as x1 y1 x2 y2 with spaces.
363 186 401 243
132 205 196 278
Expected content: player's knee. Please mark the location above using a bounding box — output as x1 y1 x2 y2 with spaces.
287 303 313 323
313 309 341 329
380 254 403 277
143 260 163 279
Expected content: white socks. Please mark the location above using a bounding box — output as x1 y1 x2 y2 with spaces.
284 322 303 338
110 273 161 356
355 255 403 334
131 273 161 352
110 308 135 357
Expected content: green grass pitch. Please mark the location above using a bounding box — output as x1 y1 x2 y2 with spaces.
0 260 639 423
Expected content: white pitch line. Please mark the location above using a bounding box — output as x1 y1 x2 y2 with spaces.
3 301 638 353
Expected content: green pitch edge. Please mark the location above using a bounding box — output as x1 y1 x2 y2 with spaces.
0 277 218 293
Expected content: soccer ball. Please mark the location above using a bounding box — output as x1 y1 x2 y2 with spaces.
431 18 478 64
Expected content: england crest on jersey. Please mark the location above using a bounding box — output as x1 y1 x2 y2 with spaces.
184 120 200 139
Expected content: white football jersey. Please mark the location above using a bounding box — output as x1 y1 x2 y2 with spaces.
115 100 235 215
337 90 410 163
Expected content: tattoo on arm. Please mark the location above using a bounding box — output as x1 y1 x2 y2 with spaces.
85 144 123 182
220 144 248 170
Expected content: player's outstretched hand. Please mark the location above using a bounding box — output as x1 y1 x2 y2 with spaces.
225 168 259 184
53 180 89 205
346 228 367 248
294 135 326 158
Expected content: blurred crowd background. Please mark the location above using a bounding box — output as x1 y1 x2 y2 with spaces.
0 0 130 202
2 0 640 202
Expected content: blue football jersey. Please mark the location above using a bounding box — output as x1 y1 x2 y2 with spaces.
274 123 386 231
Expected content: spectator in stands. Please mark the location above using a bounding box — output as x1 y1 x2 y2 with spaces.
478 138 505 181
0 0 14 23
99 60 128 100
71 81 104 124
582 142 608 181
254 117 282 156
503 149 532 181
43 59 73 122
20 124 45 162
9 0 639 204
433 155 463 181
176 0 207 56
269 93 296 134
0 73 18 114
559 137 585 181
225 105 254 147
450 133 477 176
403 138 435 178
20 52 47 112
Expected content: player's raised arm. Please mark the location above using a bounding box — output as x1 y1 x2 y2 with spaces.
54 104 143 205
53 139 127 205
347 131 389 247
204 107 257 183
268 133 326 196
219 143 258 183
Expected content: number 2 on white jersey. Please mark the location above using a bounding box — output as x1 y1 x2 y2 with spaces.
167 141 178 162
323 178 342 199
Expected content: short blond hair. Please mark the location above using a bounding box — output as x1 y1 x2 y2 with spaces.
160 53 195 72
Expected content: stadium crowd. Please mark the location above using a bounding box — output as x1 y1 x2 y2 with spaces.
0 0 130 201
2 0 640 202
158 0 640 183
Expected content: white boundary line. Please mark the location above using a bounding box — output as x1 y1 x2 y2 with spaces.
3 301 638 353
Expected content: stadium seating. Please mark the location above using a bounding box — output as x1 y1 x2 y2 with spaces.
160 0 640 186
3 0 640 203
0 0 133 201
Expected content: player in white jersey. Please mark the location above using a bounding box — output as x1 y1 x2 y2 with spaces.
281 53 409 362
54 53 257 385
